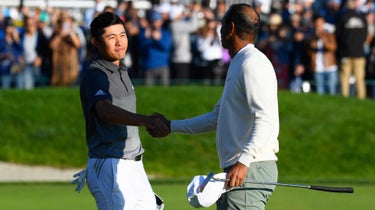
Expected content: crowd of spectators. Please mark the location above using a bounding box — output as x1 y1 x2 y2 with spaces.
0 0 374 99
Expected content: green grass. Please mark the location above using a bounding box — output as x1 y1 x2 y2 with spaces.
0 87 86 167
0 183 372 210
267 184 373 210
0 86 375 182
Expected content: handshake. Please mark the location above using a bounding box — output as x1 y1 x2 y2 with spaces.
145 113 170 138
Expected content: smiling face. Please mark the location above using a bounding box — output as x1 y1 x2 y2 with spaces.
92 24 128 66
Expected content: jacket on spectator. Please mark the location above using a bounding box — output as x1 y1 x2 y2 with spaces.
308 32 337 72
335 8 368 58
138 26 172 70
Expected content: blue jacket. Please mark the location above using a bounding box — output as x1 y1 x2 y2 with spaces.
138 27 172 70
0 29 23 75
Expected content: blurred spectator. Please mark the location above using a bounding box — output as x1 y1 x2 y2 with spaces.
257 13 292 89
319 0 343 24
169 1 200 85
104 5 115 13
258 0 272 16
367 36 375 97
301 2 315 27
0 0 374 95
20 15 49 89
308 15 338 95
214 0 226 21
214 1 230 82
84 0 106 28
115 0 128 22
138 11 172 86
155 1 172 23
36 9 53 84
335 0 368 99
123 0 141 78
0 17 23 89
195 18 225 85
49 10 81 86
288 13 310 93
37 9 53 39
365 3 375 98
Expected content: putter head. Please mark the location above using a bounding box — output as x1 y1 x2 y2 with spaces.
199 172 214 192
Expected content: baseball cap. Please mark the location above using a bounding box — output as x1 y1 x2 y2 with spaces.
269 13 282 25
149 11 162 22
169 4 185 20
156 2 171 14
187 172 227 208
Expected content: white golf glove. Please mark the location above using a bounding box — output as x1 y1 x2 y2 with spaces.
72 169 87 193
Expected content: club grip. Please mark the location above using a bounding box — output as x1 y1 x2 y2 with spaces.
310 185 354 193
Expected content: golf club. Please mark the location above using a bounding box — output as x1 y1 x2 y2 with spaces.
199 172 215 192
201 172 354 193
213 177 353 193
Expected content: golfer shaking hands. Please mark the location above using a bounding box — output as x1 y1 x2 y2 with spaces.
79 12 168 210
155 4 280 210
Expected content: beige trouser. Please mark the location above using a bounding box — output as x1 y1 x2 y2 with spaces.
339 57 367 99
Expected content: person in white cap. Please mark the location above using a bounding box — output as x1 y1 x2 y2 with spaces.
152 3 280 210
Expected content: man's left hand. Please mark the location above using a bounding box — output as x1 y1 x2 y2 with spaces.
225 162 248 190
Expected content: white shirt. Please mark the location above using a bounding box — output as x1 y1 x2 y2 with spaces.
171 44 279 168
196 35 223 61
23 33 38 64
315 39 338 73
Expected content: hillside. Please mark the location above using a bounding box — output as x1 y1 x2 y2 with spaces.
0 86 374 182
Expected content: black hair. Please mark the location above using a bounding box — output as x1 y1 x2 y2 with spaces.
3 16 14 28
223 3 260 36
312 14 325 22
90 12 125 41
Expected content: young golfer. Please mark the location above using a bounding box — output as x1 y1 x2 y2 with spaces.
79 12 168 210
154 3 280 209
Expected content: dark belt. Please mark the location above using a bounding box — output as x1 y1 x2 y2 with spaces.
134 154 142 161
124 154 142 161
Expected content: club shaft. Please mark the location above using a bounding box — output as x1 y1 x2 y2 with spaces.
200 172 215 192
217 179 310 189
214 178 353 193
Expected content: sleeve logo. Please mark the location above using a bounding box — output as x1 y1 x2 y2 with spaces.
94 90 106 96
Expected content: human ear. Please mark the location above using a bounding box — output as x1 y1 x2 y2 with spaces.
91 37 99 48
229 21 236 36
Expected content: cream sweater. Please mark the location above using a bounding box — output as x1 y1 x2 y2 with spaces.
171 44 279 169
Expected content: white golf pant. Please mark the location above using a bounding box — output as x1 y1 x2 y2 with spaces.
86 158 156 210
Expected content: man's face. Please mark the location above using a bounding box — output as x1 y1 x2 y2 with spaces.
96 24 128 65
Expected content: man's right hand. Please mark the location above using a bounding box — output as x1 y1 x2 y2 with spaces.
146 113 170 138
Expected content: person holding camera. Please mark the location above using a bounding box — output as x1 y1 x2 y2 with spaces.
49 10 81 86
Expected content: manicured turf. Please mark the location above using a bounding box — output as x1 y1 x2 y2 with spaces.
1 87 375 182
0 183 372 210
0 86 374 209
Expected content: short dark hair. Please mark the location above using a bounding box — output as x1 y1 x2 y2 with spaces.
223 4 260 37
90 12 125 41
3 16 14 28
312 14 324 23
